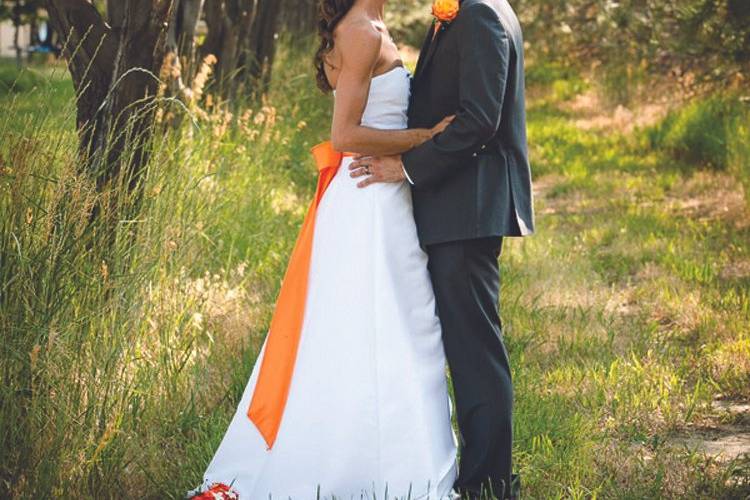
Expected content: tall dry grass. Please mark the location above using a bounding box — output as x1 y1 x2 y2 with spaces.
0 47 330 497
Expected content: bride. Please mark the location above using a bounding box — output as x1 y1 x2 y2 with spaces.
189 1 457 498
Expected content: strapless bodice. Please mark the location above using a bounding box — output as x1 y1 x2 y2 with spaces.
334 66 410 130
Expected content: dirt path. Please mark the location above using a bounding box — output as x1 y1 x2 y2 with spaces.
672 401 750 463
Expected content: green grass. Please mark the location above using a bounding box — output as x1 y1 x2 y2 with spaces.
645 92 750 211
1 55 749 499
505 78 750 498
729 102 750 210
0 63 46 94
646 94 749 171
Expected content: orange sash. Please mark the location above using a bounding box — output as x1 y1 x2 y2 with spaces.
247 141 351 449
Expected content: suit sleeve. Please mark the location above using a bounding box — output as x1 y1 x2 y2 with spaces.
402 4 510 189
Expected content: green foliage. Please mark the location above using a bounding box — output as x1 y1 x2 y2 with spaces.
384 0 433 47
0 0 45 24
515 0 750 97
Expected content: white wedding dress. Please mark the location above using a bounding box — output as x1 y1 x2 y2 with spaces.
192 66 457 499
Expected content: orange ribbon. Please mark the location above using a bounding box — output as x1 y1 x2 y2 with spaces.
247 141 351 449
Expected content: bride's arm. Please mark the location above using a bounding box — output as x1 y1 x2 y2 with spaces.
329 22 438 156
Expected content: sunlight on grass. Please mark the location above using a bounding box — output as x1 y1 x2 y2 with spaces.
1 54 749 498
0 49 331 496
501 73 750 498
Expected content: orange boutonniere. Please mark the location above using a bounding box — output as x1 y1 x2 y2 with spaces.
432 0 460 24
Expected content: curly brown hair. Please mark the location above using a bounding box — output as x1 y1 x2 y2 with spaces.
314 0 356 93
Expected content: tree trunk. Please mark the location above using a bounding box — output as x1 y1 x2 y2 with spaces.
44 0 176 198
242 0 281 91
162 0 205 121
173 0 204 60
279 0 317 43
13 0 22 70
201 0 256 92
105 0 126 28
200 0 281 99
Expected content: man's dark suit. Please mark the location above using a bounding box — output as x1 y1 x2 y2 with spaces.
401 0 533 497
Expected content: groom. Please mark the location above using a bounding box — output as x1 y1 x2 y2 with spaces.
350 0 533 498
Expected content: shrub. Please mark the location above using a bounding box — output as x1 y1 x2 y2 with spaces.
728 101 750 208
525 60 579 87
596 59 648 107
385 0 432 47
649 96 734 170
647 94 750 208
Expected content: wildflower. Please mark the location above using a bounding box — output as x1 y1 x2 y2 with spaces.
100 261 109 282
30 344 40 370
190 483 239 500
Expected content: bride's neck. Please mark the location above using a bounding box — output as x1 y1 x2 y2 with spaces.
355 0 386 19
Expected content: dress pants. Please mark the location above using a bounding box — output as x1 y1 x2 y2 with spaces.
425 237 513 499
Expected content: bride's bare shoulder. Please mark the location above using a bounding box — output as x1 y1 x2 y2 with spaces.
333 14 383 58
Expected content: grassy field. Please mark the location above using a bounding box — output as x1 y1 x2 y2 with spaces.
1 53 749 498
506 73 750 498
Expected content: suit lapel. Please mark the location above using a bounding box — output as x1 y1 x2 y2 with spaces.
413 22 436 82
414 20 449 84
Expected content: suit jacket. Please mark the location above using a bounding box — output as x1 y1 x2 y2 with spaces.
402 0 534 246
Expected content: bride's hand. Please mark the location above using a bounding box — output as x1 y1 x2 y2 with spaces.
412 115 455 147
412 115 456 147
430 115 455 137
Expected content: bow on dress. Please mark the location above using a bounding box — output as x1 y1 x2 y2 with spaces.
247 141 351 449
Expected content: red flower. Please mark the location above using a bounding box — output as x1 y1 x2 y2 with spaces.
190 482 239 500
